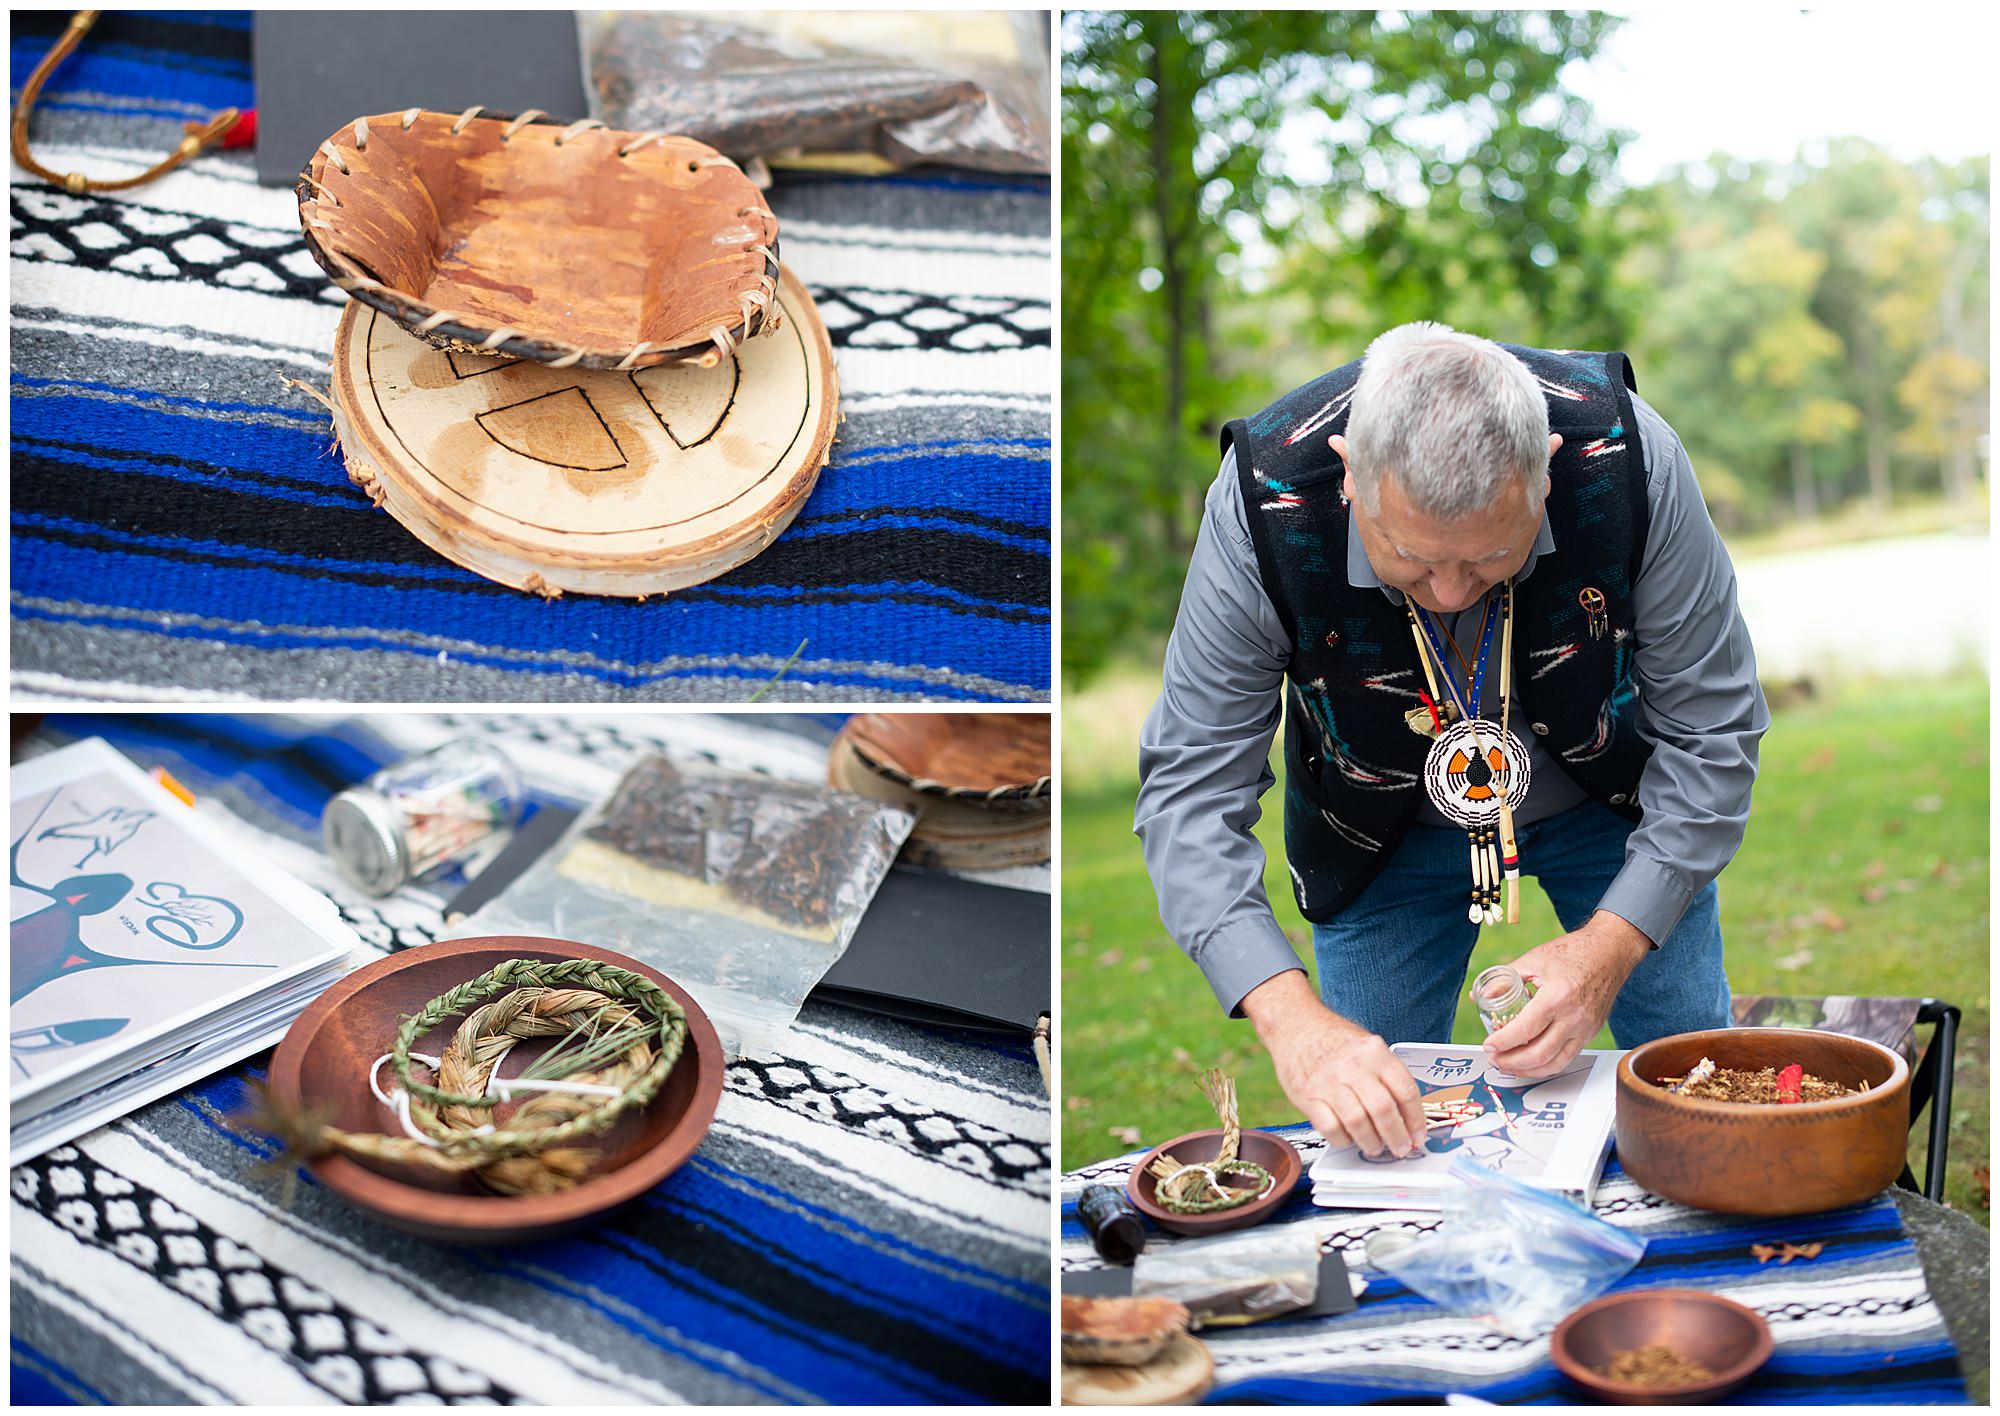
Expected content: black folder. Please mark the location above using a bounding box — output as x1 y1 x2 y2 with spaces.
813 868 1050 1035
252 12 589 186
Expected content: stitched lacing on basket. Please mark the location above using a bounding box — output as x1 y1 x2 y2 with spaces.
304 110 778 365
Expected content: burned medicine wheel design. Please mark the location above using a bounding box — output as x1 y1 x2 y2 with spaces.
328 265 837 598
1422 719 1532 828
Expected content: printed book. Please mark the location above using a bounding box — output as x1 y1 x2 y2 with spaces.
11 739 357 1164
1308 1043 1621 1210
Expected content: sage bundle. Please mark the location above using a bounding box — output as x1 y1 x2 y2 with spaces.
1147 1070 1274 1215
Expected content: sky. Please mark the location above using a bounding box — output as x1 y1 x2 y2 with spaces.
1569 7 1995 183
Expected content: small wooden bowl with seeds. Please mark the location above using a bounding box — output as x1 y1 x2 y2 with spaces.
1553 1289 1772 1404
1615 1027 1909 1217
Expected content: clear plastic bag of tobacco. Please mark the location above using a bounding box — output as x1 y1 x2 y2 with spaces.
462 755 914 1055
1130 1225 1320 1328
1363 1155 1644 1337
581 11 1050 175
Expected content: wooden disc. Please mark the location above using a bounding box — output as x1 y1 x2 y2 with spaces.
1062 1333 1213 1406
330 263 837 598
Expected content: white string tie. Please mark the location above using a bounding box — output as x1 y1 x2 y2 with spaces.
501 109 546 141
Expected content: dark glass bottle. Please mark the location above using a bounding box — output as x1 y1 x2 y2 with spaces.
1077 1185 1146 1265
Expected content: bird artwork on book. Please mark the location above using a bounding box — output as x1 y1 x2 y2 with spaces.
9 746 350 1094
1310 1043 1620 1209
12 779 262 1079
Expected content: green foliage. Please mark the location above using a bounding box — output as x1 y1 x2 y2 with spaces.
1060 677 1991 1223
1061 15 1992 683
1061 10 1632 684
1631 149 1988 531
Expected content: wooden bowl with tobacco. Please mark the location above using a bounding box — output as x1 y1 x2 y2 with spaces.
1615 1027 1909 1217
264 935 724 1244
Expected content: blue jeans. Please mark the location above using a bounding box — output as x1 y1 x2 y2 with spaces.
1309 801 1731 1046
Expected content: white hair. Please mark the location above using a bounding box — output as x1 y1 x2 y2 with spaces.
1344 322 1550 519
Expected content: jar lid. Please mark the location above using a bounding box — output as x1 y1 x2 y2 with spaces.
323 788 407 897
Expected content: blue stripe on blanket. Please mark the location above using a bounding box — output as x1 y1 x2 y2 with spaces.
8 45 252 111
636 1176 1042 1364
13 382 1052 537
680 1153 1045 1300
467 1252 813 1403
12 392 351 481
12 547 1051 697
11 601 1043 704
582 1222 997 1401
10 1336 110 1406
9 10 1050 702
15 452 1049 556
1060 1134 1968 1405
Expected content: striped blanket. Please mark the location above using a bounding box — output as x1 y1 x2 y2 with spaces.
9 12 1051 703
11 713 1051 1404
1062 1124 1968 1404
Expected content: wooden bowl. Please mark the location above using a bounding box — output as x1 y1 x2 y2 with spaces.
1615 1028 1909 1216
1125 1129 1301 1237
298 110 778 370
1059 1295 1190 1367
1063 1331 1213 1406
842 713 1052 800
267 935 724 1245
1552 1288 1773 1403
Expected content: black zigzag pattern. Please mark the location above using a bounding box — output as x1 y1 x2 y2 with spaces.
729 1055 1050 1196
13 1146 523 1405
11 192 1051 354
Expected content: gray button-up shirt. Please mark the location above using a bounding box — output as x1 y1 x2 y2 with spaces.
1135 392 1770 1016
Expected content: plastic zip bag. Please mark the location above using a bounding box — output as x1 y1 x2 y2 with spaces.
581 11 1050 175
1131 1225 1321 1328
463 755 914 1056
1364 1154 1645 1337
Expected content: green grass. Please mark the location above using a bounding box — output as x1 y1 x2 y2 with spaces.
1060 675 1990 1220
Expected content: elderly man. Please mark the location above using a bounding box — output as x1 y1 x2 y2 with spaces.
1135 323 1768 1160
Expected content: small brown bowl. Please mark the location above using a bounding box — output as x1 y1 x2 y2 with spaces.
266 935 724 1245
1615 1028 1909 1216
1125 1129 1302 1236
842 712 1051 800
1553 1288 1773 1403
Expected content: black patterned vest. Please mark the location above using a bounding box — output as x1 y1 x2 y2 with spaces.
1223 345 1653 922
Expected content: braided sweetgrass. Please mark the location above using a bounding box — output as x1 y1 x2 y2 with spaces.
262 958 687 1196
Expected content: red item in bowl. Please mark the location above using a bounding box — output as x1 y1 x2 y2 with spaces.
1775 1064 1805 1104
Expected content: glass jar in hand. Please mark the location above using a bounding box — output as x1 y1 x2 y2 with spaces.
1470 963 1533 1035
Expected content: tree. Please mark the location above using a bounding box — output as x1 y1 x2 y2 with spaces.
1061 9 1630 685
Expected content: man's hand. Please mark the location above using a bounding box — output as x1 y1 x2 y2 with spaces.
1485 911 1652 1077
1241 970 1428 1158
